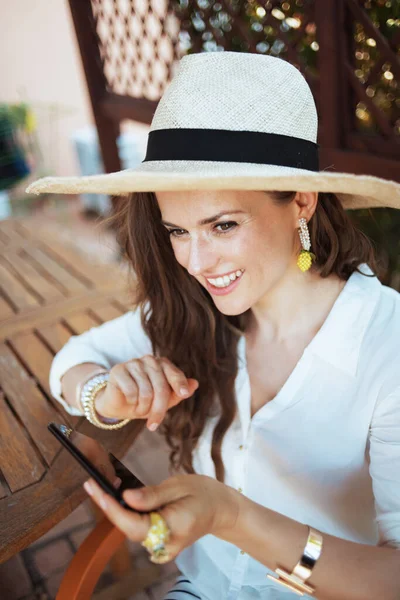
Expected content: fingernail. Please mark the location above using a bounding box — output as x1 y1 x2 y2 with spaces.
113 477 122 489
128 488 143 500
83 481 93 496
148 422 158 432
180 387 189 395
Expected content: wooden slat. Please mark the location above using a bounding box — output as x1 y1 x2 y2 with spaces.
11 221 34 240
320 147 400 184
0 295 15 321
10 332 55 398
8 332 79 428
18 220 125 288
0 343 73 463
0 216 146 561
90 302 125 323
26 246 89 294
0 262 40 311
65 312 100 335
36 322 73 354
0 221 26 244
0 392 45 492
113 297 133 313
0 288 131 340
68 0 122 174
102 94 158 125
0 475 8 500
315 0 342 148
2 250 65 303
39 238 114 287
0 224 11 245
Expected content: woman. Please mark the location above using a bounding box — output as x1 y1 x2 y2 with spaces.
27 52 400 599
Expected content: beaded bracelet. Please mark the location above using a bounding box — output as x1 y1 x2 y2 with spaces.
80 373 131 430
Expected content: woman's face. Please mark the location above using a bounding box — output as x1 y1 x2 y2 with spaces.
156 190 301 316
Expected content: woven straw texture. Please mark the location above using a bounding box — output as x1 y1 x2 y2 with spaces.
26 52 400 210
151 52 317 140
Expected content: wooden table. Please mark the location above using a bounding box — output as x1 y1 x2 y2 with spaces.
0 217 146 564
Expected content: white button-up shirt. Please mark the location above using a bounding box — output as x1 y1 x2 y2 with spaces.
49 266 400 599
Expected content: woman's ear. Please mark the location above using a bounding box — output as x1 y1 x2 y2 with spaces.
294 191 318 222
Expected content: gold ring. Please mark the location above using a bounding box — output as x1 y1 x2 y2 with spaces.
141 512 171 562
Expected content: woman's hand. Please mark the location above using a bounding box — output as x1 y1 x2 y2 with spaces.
83 474 241 563
95 356 199 431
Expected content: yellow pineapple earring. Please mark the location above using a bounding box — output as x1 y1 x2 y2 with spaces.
297 217 315 272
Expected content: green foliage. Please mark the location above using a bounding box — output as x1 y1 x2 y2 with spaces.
0 103 29 129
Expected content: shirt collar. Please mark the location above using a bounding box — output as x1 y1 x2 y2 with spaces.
237 264 382 378
308 264 381 376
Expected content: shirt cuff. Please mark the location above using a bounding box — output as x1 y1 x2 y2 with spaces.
49 347 111 416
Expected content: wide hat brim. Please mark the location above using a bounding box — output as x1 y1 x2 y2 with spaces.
26 160 400 210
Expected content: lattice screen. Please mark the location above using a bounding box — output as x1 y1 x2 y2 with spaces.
92 0 182 100
89 0 399 155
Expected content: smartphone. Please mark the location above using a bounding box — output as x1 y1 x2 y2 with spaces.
48 422 146 511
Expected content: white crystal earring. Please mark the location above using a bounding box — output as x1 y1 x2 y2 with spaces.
297 218 315 272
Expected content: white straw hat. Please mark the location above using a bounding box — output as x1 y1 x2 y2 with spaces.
26 52 400 210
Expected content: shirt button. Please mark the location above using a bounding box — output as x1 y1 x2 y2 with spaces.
240 550 245 555
238 487 243 493
239 444 244 450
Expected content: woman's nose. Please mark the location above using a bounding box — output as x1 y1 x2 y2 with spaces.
186 237 217 277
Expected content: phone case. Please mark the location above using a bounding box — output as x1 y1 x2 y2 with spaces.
48 422 146 511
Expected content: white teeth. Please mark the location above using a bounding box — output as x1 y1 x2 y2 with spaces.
207 270 243 288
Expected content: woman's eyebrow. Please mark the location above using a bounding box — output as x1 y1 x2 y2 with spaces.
162 210 246 228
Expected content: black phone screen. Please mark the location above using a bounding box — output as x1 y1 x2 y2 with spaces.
48 422 145 511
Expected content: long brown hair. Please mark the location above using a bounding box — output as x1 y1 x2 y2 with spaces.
112 190 379 482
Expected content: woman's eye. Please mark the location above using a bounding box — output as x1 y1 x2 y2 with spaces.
167 221 238 238
168 228 187 238
215 221 238 233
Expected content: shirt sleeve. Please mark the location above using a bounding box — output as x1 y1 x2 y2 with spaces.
369 386 400 549
49 308 153 416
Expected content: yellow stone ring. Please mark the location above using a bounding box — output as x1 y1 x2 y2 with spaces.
141 512 171 563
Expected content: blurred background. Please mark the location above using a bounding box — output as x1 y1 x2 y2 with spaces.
1 0 399 284
1 0 399 283
0 2 399 599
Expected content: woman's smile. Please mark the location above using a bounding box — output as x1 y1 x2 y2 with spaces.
205 269 245 296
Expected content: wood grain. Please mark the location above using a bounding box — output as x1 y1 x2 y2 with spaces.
0 217 143 565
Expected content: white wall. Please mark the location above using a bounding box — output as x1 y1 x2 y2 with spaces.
0 0 154 181
0 0 94 177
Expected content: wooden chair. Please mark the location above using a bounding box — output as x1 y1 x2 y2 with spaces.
56 516 162 599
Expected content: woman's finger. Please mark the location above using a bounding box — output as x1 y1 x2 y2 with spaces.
109 364 139 406
160 358 192 397
123 476 189 512
142 357 172 429
168 378 199 409
125 359 153 416
83 478 150 542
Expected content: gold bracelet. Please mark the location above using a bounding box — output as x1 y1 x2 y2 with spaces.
80 373 131 430
266 526 323 596
76 367 109 412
